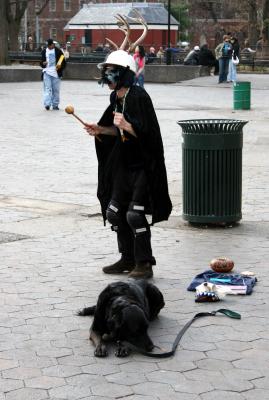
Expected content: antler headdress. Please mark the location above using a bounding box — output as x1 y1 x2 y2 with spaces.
106 10 148 53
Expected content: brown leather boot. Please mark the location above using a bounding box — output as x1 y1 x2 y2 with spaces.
128 262 153 279
102 258 135 274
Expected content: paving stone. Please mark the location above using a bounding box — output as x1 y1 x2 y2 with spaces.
0 359 19 371
242 388 269 399
25 375 66 389
5 388 48 400
19 357 58 369
205 349 242 361
66 373 106 387
183 368 223 381
210 377 254 392
91 382 133 397
174 379 214 394
57 355 95 367
49 384 92 399
132 381 176 397
200 390 245 400
118 361 158 373
36 347 73 358
251 376 269 389
105 371 147 385
223 368 264 381
146 370 186 385
195 358 232 371
0 378 24 392
2 366 42 379
159 395 200 400
81 363 120 375
42 365 82 378
117 396 158 400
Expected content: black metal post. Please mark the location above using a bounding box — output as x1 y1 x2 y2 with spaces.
166 0 171 65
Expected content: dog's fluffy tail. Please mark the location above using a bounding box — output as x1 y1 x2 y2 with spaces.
77 306 96 316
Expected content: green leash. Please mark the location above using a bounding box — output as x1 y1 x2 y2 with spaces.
124 308 241 358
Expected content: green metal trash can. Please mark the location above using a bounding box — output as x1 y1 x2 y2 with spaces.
177 119 248 224
233 81 251 110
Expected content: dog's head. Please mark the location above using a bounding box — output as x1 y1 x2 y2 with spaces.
107 298 154 351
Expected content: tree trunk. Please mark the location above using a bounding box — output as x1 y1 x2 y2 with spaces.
248 0 259 45
263 0 269 40
0 0 9 65
8 19 21 51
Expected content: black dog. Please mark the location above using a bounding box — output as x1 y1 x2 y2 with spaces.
78 279 165 357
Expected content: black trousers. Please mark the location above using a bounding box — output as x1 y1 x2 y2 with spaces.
106 168 155 265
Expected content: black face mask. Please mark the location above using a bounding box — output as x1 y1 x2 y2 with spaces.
98 68 121 86
98 66 135 90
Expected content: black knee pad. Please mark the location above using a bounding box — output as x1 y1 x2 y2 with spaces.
106 202 122 231
126 208 148 235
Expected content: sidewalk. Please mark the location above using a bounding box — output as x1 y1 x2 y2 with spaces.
0 74 268 400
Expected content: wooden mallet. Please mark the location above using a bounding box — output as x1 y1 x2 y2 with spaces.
65 105 101 142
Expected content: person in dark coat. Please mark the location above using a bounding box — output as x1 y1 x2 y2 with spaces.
198 44 219 75
84 50 172 279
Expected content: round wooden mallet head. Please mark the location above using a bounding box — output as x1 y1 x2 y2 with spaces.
65 105 74 114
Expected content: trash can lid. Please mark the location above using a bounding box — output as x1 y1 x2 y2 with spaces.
177 119 248 134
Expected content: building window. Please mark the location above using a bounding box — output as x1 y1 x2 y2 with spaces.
64 0 71 11
49 0 56 12
79 0 85 9
50 28 57 40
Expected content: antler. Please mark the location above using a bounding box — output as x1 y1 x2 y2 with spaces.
105 38 118 50
105 14 130 51
127 10 148 52
116 14 131 50
105 11 148 53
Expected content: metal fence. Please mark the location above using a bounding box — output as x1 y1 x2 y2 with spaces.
8 44 269 67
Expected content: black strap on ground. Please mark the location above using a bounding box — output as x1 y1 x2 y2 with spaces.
125 308 241 358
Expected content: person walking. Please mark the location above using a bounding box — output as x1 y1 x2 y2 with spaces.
84 49 172 279
40 39 66 110
133 45 146 88
215 35 233 83
227 36 240 82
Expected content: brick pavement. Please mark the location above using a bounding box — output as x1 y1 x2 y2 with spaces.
0 74 269 399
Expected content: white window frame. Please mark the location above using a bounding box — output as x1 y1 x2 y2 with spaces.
64 0 71 11
49 0 56 12
50 28 57 40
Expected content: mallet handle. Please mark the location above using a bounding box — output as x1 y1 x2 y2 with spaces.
72 113 102 142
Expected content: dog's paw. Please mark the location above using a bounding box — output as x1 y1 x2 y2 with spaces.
115 342 130 357
94 344 108 357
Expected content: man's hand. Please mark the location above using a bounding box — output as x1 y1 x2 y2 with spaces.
113 112 137 137
84 123 101 137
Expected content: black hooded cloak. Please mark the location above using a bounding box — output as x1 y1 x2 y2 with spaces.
95 85 172 225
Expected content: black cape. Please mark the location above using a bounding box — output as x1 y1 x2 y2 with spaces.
95 85 172 225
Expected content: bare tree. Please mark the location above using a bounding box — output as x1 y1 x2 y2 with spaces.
7 0 49 51
7 0 28 51
0 0 50 64
0 0 9 64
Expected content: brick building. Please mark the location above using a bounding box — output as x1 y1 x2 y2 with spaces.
23 0 86 47
64 2 179 51
22 1 178 51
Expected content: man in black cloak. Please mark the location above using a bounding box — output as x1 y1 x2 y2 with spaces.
84 49 172 279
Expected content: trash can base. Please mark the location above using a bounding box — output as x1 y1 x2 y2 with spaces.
183 214 242 224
